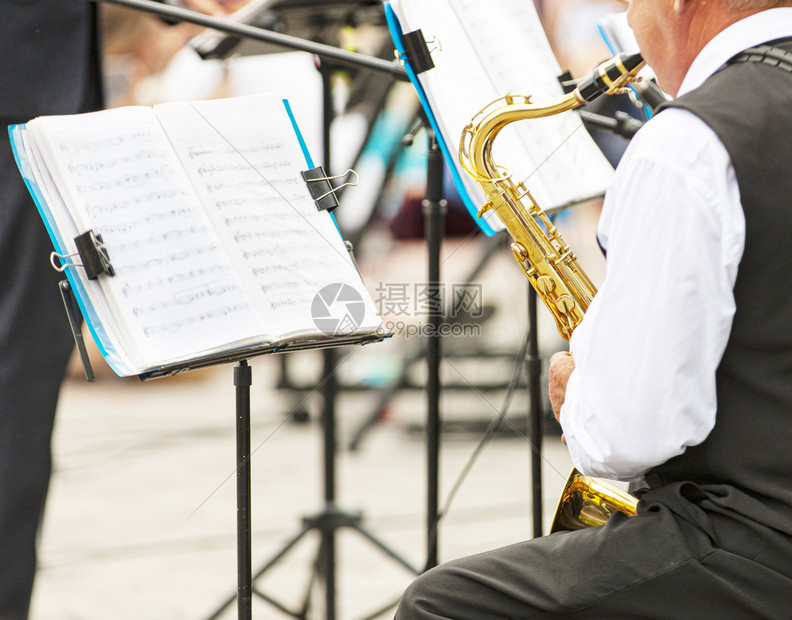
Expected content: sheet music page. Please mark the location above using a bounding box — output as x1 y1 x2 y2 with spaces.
153 94 381 338
27 107 266 368
390 0 615 217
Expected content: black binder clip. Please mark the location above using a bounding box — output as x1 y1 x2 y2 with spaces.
50 230 114 279
301 167 359 212
51 230 113 280
75 230 114 279
401 29 437 74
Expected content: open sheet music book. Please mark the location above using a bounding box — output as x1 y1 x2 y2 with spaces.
10 93 383 378
385 0 615 235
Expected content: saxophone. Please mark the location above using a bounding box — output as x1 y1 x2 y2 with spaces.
459 52 644 533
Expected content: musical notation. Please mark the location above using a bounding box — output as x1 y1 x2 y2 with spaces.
56 127 161 154
152 96 358 329
141 303 250 338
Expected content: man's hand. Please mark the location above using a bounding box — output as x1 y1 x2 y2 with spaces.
180 0 229 17
548 351 575 422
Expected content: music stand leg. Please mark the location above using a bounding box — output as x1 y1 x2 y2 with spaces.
234 360 254 620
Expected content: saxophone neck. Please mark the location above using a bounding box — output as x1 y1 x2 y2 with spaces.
461 92 580 184
457 51 644 342
461 52 645 182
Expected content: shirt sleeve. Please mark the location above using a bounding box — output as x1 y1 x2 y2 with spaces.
559 108 745 482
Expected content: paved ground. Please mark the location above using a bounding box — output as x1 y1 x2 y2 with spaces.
31 357 574 620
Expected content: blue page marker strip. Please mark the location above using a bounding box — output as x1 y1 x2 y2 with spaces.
283 98 315 169
597 24 617 56
384 3 497 237
282 98 342 236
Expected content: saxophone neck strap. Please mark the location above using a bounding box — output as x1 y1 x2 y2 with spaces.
726 37 792 73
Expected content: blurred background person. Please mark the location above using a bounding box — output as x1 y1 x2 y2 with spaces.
0 2 230 618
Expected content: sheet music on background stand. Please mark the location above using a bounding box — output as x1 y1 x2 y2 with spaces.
597 10 643 65
385 0 617 238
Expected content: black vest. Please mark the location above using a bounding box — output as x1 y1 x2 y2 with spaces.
646 39 792 533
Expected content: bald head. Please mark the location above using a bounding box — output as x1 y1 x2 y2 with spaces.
627 0 792 95
724 0 792 10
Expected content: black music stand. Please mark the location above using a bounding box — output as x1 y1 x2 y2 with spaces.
198 59 421 620
203 59 421 620
89 3 427 619
140 339 388 620
142 336 394 620
60 261 390 620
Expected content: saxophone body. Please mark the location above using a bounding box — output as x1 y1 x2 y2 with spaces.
459 53 644 532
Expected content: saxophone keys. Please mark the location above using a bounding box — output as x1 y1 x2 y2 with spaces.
535 276 555 295
511 243 538 279
556 295 577 315
511 242 528 261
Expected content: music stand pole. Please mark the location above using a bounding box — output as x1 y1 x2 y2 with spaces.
234 361 253 619
526 288 543 538
318 59 339 620
90 0 408 81
423 131 446 568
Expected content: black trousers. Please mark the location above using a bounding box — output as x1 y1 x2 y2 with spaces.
395 484 792 619
0 133 75 619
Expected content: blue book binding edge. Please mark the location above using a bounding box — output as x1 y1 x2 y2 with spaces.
384 3 497 237
7 124 132 376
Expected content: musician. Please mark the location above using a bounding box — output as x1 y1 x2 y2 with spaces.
396 0 792 617
0 2 227 618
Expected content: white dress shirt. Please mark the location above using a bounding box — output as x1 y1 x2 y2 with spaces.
559 8 792 482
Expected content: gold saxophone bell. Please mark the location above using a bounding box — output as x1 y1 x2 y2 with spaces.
459 53 646 532
550 469 638 533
